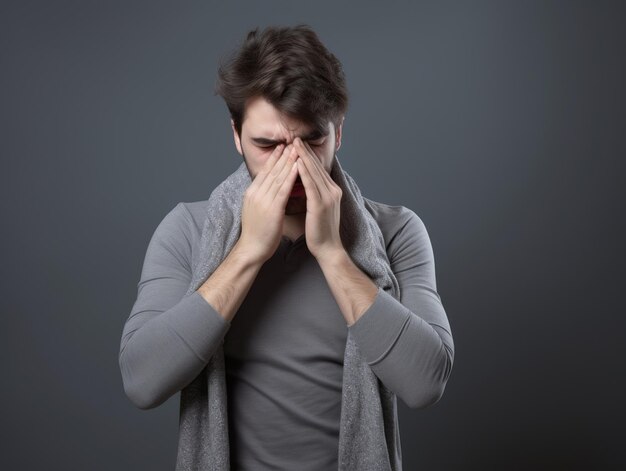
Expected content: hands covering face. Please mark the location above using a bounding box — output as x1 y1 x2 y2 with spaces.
237 135 344 264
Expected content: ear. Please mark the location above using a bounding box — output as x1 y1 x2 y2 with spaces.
335 116 344 153
231 119 243 156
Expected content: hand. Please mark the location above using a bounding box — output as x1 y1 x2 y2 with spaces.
238 143 300 264
293 137 344 262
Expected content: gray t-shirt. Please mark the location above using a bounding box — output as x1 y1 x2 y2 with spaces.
119 198 454 470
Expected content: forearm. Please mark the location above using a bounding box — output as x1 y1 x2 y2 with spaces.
196 240 265 323
318 249 453 409
120 240 264 409
317 248 379 326
347 288 454 409
119 291 230 409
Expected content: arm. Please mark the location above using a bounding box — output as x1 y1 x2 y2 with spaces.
118 203 263 410
320 209 454 409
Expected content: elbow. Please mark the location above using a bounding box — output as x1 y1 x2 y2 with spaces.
404 348 454 409
122 380 163 410
119 351 165 410
403 382 447 409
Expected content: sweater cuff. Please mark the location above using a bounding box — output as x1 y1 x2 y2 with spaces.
163 291 231 362
347 286 412 366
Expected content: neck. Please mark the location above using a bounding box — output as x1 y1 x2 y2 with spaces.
282 212 306 239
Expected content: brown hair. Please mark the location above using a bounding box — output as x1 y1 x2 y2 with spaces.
214 24 349 138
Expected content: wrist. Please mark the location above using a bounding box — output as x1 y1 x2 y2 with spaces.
232 239 266 269
315 246 349 268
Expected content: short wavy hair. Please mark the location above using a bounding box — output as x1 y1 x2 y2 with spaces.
214 24 349 138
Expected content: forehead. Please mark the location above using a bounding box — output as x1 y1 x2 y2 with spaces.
243 96 329 137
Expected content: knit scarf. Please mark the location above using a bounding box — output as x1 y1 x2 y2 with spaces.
175 153 402 470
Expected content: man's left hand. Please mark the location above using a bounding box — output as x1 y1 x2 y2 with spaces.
294 137 345 263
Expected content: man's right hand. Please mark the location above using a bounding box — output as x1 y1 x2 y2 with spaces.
237 143 300 265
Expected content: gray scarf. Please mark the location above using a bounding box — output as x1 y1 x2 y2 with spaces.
175 153 402 470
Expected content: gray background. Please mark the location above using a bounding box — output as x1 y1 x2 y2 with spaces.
2 0 624 469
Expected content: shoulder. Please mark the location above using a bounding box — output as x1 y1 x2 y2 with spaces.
362 197 432 264
179 199 210 235
147 200 209 268
154 199 209 236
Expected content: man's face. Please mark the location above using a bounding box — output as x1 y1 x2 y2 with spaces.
232 95 343 215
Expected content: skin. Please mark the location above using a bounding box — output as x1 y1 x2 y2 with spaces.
230 95 378 326
231 95 343 241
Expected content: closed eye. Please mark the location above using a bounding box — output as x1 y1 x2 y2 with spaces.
252 132 329 149
258 139 325 149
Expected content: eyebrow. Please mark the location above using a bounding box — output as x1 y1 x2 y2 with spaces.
250 130 327 146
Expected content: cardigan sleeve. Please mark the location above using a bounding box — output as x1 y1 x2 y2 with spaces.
118 203 231 410
347 209 455 409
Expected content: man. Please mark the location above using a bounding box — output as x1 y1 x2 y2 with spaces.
119 24 454 470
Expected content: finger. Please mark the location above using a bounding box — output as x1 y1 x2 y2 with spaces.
295 138 331 195
268 146 298 201
258 144 293 194
273 156 300 205
296 137 332 193
303 139 336 191
297 155 322 201
251 143 285 190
